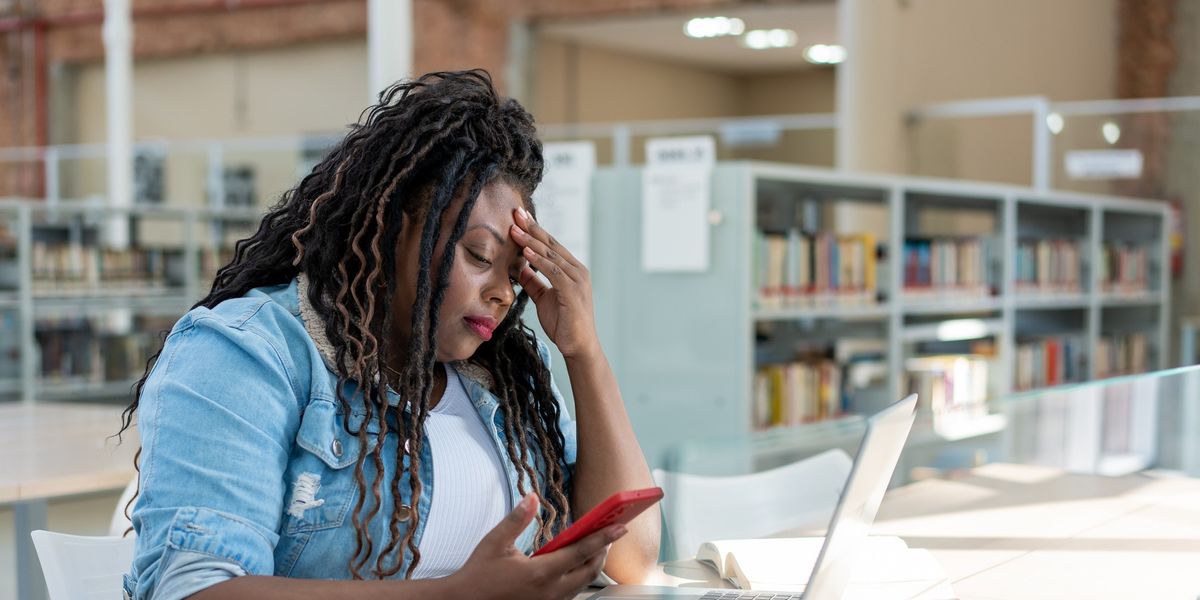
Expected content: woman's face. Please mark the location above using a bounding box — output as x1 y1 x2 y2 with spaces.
392 180 529 363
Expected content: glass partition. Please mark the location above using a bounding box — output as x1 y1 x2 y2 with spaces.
659 365 1200 564
664 365 1200 482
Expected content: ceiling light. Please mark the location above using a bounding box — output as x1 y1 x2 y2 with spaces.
1102 121 1121 145
743 28 798 50
1046 112 1064 135
803 44 846 64
684 16 745 39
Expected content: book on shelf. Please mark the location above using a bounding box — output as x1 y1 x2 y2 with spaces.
754 229 877 309
902 237 992 297
1100 242 1149 293
1095 332 1149 378
1015 238 1082 293
905 354 990 420
753 359 843 429
695 536 947 592
1015 335 1085 390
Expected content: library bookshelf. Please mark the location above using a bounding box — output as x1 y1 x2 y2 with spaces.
0 200 258 403
565 162 1169 470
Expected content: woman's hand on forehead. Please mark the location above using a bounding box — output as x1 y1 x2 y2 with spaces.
508 207 600 360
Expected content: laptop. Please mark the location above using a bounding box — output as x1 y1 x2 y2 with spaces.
588 393 919 600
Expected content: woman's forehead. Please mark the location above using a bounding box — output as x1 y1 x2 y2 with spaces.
467 181 524 224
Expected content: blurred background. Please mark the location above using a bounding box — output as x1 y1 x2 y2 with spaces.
1 0 1199 598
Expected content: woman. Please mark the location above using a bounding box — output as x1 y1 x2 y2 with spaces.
120 69 659 599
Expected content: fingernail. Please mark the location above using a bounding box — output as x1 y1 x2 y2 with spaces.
609 525 627 541
520 207 533 221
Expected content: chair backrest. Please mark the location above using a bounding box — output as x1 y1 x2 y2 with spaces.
109 476 139 537
653 448 853 560
30 530 136 600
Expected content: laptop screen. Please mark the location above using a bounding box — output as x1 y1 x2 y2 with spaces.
802 394 918 600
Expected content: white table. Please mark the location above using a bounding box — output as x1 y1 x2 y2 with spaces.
0 402 138 600
578 463 1200 599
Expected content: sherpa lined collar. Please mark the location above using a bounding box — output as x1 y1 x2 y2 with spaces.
294 273 496 392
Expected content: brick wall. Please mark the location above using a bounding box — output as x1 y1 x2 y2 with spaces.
2 0 759 194
1113 0 1177 200
1 0 369 194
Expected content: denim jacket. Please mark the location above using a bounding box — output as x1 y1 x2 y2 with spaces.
123 276 578 599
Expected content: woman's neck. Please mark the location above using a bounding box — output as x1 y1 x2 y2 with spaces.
385 360 448 411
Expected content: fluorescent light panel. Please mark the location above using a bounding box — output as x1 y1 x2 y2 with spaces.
684 16 745 39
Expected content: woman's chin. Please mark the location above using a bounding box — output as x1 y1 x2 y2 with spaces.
438 339 483 363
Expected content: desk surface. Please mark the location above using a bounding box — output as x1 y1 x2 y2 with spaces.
0 401 138 503
580 463 1200 600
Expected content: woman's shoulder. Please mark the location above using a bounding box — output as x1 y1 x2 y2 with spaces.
176 280 297 333
168 278 322 379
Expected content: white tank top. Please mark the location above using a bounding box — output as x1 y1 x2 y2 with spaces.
411 364 512 579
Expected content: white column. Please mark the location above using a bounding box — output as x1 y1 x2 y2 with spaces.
835 0 856 171
835 0 903 174
103 0 132 249
368 0 413 104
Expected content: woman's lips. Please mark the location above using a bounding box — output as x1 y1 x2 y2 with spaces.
463 316 496 340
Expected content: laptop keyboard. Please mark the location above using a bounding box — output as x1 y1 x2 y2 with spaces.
699 593 804 600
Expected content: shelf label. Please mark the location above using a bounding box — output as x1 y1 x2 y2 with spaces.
645 135 716 168
1064 149 1143 180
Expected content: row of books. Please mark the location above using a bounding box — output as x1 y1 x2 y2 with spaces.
904 354 990 419
1015 239 1083 292
902 237 993 296
1015 335 1085 390
30 242 182 290
1100 243 1150 292
34 316 173 384
752 359 844 429
754 230 878 307
1095 332 1150 378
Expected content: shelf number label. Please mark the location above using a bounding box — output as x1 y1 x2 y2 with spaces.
544 141 596 173
645 136 716 168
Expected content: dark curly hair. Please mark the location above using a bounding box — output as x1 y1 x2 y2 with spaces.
118 69 571 579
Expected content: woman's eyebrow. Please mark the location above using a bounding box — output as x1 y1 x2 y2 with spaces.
466 223 506 246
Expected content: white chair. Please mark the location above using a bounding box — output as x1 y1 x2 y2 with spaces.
30 530 136 600
109 476 139 537
653 448 853 560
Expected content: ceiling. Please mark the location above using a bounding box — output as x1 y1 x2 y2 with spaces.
538 2 839 74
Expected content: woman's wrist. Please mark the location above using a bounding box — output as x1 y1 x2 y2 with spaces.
379 575 461 599
561 337 604 363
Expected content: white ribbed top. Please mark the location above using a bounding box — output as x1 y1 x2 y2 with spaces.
410 364 512 579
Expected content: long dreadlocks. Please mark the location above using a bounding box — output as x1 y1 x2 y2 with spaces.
118 69 572 580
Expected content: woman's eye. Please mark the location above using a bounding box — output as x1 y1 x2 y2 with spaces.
467 250 492 266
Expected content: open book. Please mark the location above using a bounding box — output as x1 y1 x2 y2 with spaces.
695 536 947 592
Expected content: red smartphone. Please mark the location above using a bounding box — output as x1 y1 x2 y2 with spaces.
531 486 664 557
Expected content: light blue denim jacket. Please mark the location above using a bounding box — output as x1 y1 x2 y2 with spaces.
123 276 577 599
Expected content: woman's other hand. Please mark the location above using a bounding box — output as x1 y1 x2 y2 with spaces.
447 493 626 599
